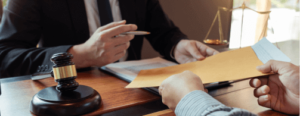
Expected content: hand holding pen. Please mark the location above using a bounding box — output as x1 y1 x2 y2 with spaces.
68 20 139 68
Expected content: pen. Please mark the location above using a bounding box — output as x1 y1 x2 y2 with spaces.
31 72 52 80
120 31 150 35
204 81 232 91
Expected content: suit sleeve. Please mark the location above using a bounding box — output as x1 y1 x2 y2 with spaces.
144 0 187 61
0 0 72 78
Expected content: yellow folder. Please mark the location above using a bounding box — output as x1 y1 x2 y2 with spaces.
126 47 267 88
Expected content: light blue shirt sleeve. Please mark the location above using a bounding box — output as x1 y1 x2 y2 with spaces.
175 90 257 116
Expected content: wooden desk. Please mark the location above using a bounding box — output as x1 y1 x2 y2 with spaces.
0 72 289 116
0 69 161 116
0 40 298 116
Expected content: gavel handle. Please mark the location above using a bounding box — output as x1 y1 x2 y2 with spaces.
31 71 53 80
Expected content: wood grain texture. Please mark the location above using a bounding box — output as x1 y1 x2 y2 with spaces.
144 109 174 116
0 69 160 116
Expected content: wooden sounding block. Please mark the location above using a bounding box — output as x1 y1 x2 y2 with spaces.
30 52 102 116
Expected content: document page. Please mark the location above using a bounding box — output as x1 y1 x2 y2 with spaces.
100 57 177 93
101 57 177 82
251 37 291 63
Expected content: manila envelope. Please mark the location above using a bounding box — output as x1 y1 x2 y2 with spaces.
126 47 267 88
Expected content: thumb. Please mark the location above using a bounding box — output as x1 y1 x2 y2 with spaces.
158 86 163 95
256 60 281 73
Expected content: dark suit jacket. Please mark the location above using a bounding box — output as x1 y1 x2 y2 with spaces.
0 0 187 77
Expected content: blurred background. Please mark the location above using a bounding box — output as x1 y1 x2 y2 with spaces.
141 0 299 59
1 0 299 59
142 0 234 58
229 0 299 48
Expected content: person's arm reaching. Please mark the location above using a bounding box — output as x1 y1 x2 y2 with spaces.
0 0 137 77
144 0 187 61
159 71 256 116
144 0 219 64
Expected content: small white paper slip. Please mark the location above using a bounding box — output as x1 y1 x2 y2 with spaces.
251 37 291 64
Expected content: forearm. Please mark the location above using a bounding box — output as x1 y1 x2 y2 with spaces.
145 0 187 61
175 90 257 116
0 44 72 77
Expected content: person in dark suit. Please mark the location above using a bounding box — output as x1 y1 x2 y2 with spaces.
0 0 218 77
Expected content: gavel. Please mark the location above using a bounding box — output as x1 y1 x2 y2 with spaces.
51 52 79 92
30 52 102 116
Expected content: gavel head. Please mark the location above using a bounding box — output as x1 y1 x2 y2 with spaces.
51 52 79 92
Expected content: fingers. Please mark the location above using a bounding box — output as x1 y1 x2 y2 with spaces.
256 60 293 73
196 42 219 57
159 79 167 96
114 50 126 61
184 58 198 63
253 85 270 97
204 89 208 93
158 86 163 95
102 42 130 63
102 24 137 38
175 40 219 63
257 94 271 106
181 70 198 78
97 20 127 32
113 42 130 54
256 60 276 73
249 78 261 88
249 77 272 106
206 48 219 56
250 77 270 98
101 34 132 56
186 41 205 60
111 35 134 46
250 76 269 88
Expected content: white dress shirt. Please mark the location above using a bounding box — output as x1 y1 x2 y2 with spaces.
84 0 127 61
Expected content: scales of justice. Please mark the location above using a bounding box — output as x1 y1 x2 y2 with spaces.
203 2 271 45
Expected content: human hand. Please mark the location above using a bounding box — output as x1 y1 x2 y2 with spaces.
159 71 206 111
174 40 219 64
250 60 299 115
69 20 137 68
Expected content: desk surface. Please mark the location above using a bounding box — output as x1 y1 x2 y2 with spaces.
0 70 289 116
0 69 160 116
0 40 298 116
